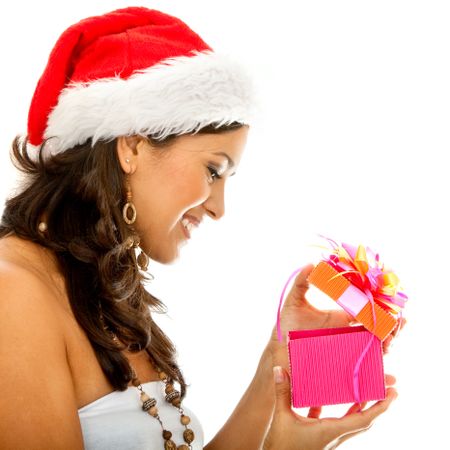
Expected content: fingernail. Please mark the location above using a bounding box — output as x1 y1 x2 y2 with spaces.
273 366 284 384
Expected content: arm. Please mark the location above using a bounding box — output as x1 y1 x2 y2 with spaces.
205 263 404 450
0 263 84 450
204 264 353 450
204 341 274 450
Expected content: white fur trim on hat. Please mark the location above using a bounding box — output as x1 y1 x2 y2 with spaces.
36 49 259 158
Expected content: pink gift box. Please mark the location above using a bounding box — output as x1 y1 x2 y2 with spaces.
288 325 386 408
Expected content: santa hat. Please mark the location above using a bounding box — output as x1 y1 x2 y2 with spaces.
24 6 259 159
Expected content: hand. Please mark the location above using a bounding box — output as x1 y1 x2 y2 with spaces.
262 366 398 450
267 264 407 366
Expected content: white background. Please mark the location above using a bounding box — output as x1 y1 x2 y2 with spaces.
1 1 449 448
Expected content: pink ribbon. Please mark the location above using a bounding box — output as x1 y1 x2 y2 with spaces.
336 284 370 317
276 267 304 343
276 266 379 406
352 288 377 404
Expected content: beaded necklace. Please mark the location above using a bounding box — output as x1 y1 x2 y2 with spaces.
99 310 195 450
129 355 195 450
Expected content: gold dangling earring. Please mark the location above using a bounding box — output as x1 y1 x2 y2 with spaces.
122 174 137 225
136 250 149 271
122 171 150 271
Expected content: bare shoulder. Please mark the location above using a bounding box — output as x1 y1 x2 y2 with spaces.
0 235 71 311
0 239 68 325
0 257 65 333
0 253 57 296
0 240 84 449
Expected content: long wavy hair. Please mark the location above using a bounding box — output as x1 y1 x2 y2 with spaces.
0 121 244 398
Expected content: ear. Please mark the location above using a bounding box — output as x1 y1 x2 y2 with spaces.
116 135 147 174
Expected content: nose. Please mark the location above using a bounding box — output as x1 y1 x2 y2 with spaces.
203 183 225 220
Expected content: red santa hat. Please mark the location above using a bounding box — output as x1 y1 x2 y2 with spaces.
24 6 259 159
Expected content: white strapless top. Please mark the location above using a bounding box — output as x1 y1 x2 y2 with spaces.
78 380 204 450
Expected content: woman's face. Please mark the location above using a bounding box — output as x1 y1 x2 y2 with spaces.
116 126 249 264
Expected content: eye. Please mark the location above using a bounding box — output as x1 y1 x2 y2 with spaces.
207 165 222 183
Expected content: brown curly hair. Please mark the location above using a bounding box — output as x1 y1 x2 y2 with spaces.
0 121 244 399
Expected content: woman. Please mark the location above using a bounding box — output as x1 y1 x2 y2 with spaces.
0 6 401 450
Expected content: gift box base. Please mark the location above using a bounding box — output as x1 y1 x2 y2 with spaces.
288 325 386 408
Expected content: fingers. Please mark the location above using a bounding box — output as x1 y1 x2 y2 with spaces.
344 402 368 416
393 317 407 339
360 388 398 422
392 317 407 337
307 406 322 418
383 335 393 354
383 317 407 354
272 366 292 414
384 373 396 387
336 387 398 434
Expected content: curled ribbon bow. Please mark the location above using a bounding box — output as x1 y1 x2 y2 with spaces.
320 235 408 317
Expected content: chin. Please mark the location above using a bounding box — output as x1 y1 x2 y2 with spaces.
149 246 181 265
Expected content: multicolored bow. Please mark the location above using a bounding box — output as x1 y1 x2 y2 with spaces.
318 235 408 318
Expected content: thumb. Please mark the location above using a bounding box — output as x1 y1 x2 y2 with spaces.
284 263 315 308
273 366 292 413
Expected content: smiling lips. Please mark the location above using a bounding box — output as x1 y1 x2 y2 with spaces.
180 215 199 239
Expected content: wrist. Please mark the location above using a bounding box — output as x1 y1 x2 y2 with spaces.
256 342 274 384
253 342 275 407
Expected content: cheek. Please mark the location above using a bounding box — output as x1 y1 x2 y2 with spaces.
134 162 209 222
166 163 209 202
174 176 209 205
